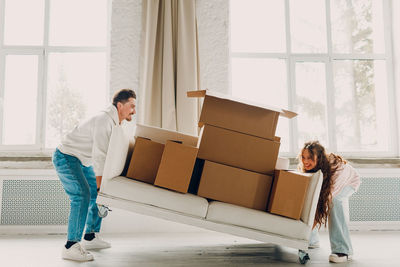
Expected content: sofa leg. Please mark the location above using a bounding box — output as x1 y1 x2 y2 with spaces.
298 250 310 264
98 205 112 218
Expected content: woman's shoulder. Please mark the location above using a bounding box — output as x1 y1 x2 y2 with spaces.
330 156 359 177
328 153 346 167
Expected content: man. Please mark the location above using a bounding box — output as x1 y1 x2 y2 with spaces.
52 89 136 261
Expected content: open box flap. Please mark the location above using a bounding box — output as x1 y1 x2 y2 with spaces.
187 89 297 119
135 123 198 147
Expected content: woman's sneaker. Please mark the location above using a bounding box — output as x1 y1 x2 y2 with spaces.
82 234 111 250
61 243 94 261
329 253 351 263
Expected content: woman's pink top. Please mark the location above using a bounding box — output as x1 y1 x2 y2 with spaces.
330 160 361 198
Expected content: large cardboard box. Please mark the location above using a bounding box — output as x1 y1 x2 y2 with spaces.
126 137 165 184
267 170 311 220
154 141 198 193
187 90 297 140
198 161 273 211
197 124 280 174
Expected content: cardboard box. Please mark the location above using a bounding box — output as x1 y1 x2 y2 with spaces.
267 170 311 220
187 90 297 140
198 161 273 211
126 137 165 184
129 124 200 192
197 124 280 174
135 123 198 146
154 141 198 193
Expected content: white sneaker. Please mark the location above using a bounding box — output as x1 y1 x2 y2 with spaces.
81 234 111 250
61 243 94 262
329 253 351 263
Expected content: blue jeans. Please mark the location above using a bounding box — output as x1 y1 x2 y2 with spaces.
53 149 102 242
309 185 356 255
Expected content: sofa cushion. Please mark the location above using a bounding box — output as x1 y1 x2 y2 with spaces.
103 176 209 218
206 201 311 240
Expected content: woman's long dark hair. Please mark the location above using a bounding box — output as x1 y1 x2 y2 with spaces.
298 141 345 228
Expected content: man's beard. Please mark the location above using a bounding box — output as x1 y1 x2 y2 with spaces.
125 114 133 121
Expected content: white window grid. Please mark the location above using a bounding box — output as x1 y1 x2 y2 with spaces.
230 0 397 158
0 0 112 153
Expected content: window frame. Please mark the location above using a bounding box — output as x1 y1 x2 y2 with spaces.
0 0 111 153
230 0 398 158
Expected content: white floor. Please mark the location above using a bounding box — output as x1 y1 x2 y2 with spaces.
0 231 399 267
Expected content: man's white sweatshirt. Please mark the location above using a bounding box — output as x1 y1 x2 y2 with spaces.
57 105 119 176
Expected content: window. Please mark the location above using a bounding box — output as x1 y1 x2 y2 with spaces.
230 0 395 157
0 0 110 151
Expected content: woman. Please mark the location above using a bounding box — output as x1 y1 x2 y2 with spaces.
298 141 361 263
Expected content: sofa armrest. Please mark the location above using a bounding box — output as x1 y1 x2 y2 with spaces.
300 170 323 226
101 125 133 190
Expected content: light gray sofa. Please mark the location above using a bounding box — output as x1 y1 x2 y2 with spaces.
97 125 323 264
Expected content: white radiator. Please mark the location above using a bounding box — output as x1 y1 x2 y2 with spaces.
0 169 68 234
348 168 400 230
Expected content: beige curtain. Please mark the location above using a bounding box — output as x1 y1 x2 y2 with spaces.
138 0 200 136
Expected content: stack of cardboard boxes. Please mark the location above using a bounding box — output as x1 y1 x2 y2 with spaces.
125 90 313 220
126 124 199 193
188 90 310 220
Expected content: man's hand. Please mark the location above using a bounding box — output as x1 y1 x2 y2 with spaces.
96 176 102 191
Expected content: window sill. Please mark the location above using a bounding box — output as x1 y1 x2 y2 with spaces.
0 155 53 169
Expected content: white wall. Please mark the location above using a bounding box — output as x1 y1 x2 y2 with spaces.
392 0 400 154
109 0 230 98
196 0 230 94
109 0 142 99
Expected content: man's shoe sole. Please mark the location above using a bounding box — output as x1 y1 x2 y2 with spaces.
329 254 351 263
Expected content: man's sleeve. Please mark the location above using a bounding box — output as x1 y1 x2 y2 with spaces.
92 115 113 176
